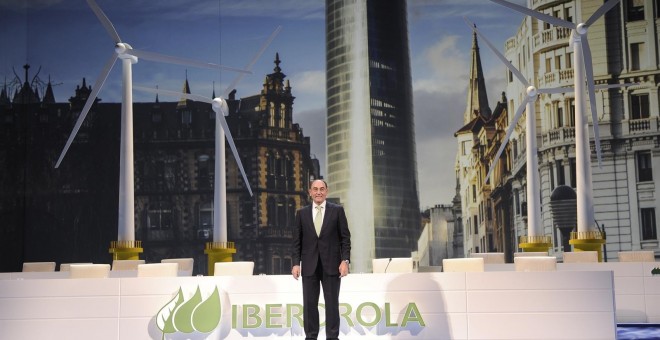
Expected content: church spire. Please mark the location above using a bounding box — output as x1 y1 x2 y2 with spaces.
177 70 192 109
42 75 56 104
463 26 492 124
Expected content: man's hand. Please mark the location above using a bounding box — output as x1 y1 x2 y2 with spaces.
292 265 301 280
339 261 349 278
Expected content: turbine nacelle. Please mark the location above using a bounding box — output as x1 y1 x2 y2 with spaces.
526 86 537 99
114 42 131 54
211 98 228 114
576 23 588 36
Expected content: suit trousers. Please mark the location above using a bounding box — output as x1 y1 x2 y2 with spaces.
302 257 341 339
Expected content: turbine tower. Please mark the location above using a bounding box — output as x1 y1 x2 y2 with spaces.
55 0 249 260
491 0 622 260
466 20 569 253
137 26 281 274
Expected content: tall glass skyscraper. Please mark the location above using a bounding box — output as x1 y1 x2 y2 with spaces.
326 0 420 272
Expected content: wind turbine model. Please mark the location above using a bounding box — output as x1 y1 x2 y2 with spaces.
55 0 250 259
467 19 568 249
136 26 281 273
490 0 621 258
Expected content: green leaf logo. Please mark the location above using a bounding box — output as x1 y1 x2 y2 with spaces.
156 288 184 337
173 286 203 333
192 286 222 333
155 285 222 338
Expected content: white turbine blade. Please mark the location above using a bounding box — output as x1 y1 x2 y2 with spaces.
216 106 253 196
222 26 282 97
538 86 574 94
464 17 529 87
580 37 603 168
490 0 576 29
86 0 121 43
133 85 213 104
485 100 527 184
56 54 118 168
127 48 252 74
585 0 621 27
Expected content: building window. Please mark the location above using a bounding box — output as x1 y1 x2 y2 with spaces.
514 189 520 215
549 162 555 189
568 99 575 126
148 201 172 230
556 160 565 186
627 0 645 21
267 197 276 226
181 110 192 125
630 94 650 119
636 151 653 182
277 196 287 227
152 111 162 123
569 158 576 188
272 256 281 274
472 185 476 203
556 106 564 127
287 199 296 227
641 208 657 240
564 7 573 22
630 42 646 71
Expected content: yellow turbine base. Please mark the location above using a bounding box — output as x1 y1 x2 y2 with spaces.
519 242 553 253
519 235 552 253
109 240 143 260
204 242 237 275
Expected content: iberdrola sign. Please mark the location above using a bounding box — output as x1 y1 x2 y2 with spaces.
154 285 426 339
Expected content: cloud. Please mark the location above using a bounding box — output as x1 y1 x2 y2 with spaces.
416 134 459 209
413 35 468 94
290 70 325 95
293 107 326 171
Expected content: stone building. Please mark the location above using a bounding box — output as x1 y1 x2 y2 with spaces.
457 0 660 261
0 55 321 273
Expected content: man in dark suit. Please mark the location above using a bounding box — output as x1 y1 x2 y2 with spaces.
292 179 351 340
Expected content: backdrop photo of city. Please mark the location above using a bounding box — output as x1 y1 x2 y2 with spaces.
0 0 658 275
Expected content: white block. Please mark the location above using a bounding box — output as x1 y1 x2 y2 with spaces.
22 262 56 272
137 263 178 277
69 264 111 279
514 256 557 272
442 258 484 272
214 261 254 276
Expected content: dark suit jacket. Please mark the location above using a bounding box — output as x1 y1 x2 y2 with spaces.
292 201 351 276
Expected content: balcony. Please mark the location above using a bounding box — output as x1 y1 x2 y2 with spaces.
533 27 571 54
623 117 660 136
531 0 564 11
543 126 575 148
505 37 517 55
541 68 574 88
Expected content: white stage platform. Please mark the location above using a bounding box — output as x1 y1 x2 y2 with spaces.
0 271 615 339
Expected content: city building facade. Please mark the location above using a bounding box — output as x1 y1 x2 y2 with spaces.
0 56 320 273
458 0 660 261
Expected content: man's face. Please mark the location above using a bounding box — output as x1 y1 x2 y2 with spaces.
309 180 328 205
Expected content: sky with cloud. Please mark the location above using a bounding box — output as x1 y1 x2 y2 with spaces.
0 0 526 209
